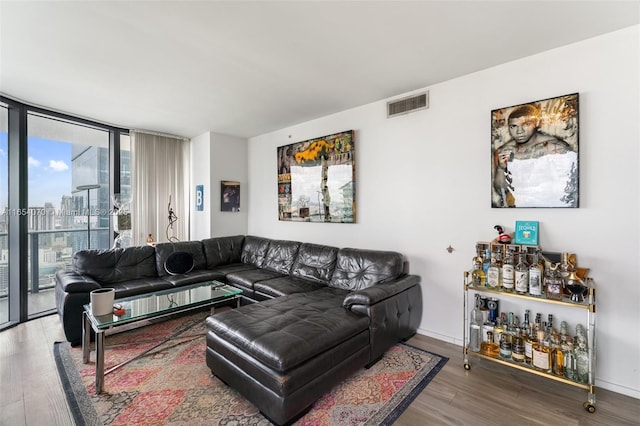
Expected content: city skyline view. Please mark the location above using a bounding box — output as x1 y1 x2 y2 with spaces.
0 104 128 324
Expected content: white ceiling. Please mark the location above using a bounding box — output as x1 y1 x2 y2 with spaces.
1 1 638 139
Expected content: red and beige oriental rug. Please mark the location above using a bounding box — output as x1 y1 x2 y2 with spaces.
54 311 447 426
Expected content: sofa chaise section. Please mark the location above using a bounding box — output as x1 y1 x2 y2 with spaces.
205 245 422 425
206 287 371 426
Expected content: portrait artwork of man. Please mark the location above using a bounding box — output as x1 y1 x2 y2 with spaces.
491 94 579 208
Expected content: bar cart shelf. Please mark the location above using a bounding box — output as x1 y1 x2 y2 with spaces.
462 271 597 413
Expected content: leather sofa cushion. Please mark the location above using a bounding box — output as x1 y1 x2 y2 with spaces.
202 235 244 268
155 241 207 277
160 269 225 287
73 245 157 285
262 240 300 275
329 248 405 291
254 276 325 298
240 235 271 267
212 263 257 275
107 277 174 298
206 287 366 372
226 268 283 289
291 243 338 284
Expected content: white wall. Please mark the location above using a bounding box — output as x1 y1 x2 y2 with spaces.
247 26 640 398
210 133 249 237
191 132 249 239
190 132 212 240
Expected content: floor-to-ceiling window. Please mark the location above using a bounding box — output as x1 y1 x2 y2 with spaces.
27 112 111 316
0 104 8 325
0 96 128 328
114 134 132 247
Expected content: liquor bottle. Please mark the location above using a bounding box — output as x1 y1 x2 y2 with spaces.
532 329 551 372
575 335 590 384
487 298 499 324
575 324 588 349
470 256 486 287
469 296 483 352
534 312 542 332
501 249 515 292
550 334 564 376
486 249 502 289
511 336 525 363
559 321 570 343
544 263 564 300
499 333 512 360
520 310 531 342
527 313 541 364
540 322 551 349
528 252 543 297
493 315 505 345
563 338 577 381
506 312 517 336
482 248 491 277
481 331 500 358
520 310 531 334
559 252 574 297
515 253 529 294
575 323 586 340
559 252 574 280
524 329 537 365
546 314 557 337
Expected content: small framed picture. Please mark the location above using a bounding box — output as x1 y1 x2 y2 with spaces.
221 181 240 212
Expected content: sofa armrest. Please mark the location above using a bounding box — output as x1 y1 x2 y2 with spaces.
343 274 422 363
55 269 102 294
342 274 420 308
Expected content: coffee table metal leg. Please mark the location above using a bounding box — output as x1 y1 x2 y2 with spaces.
95 330 105 393
82 312 90 364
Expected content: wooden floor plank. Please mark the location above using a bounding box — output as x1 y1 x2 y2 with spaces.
1 314 639 425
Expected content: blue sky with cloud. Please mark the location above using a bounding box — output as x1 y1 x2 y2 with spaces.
0 134 72 208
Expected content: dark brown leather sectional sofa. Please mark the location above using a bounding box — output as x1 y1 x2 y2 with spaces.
54 235 422 425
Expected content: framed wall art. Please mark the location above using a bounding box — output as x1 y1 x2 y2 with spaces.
221 181 240 212
195 184 204 211
277 130 355 223
491 93 579 208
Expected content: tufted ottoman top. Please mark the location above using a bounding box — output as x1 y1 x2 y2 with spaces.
206 287 370 372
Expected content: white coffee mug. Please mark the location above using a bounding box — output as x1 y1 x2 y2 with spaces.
90 288 115 316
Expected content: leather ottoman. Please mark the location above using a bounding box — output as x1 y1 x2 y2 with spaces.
205 288 371 425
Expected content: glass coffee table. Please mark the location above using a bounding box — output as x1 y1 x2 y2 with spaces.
82 280 242 393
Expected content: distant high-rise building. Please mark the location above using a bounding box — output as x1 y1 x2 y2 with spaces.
0 251 7 297
71 145 112 250
58 195 74 230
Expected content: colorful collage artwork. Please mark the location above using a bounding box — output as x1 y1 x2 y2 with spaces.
277 130 355 223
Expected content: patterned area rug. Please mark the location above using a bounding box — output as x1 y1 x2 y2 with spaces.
54 311 447 426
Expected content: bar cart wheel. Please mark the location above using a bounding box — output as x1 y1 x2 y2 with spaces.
464 362 470 370
583 402 596 413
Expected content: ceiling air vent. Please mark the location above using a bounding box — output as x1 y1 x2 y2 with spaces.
387 91 429 118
